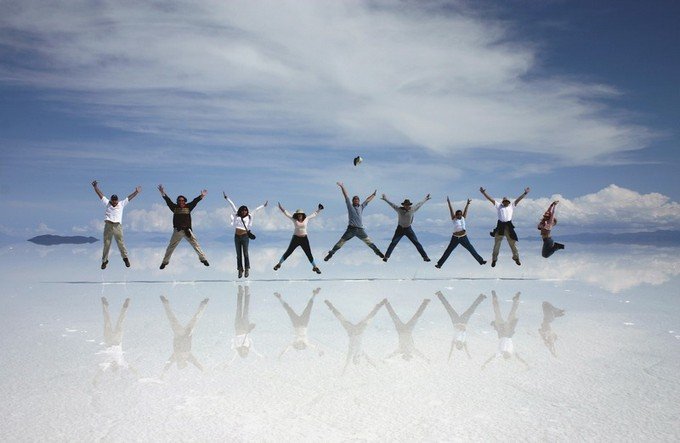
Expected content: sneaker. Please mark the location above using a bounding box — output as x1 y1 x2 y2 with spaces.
489 231 495 237
382 257 388 262
480 260 487 265
514 258 521 266
491 260 497 268
435 264 442 269
555 243 565 250
201 259 210 266
312 266 321 274
238 269 243 278
324 252 332 262
123 257 130 267
273 263 281 271
160 262 168 270
423 257 431 262
101 260 108 270
244 269 249 278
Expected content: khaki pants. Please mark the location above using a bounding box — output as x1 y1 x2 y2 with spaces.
102 221 127 263
492 228 519 261
162 229 207 264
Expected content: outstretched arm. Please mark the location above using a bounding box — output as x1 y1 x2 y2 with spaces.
364 190 377 205
381 194 399 211
224 193 238 213
462 198 471 218
337 182 349 199
306 204 324 220
447 196 455 220
159 185 175 209
127 186 141 201
411 194 431 212
479 187 495 205
278 202 293 219
514 187 530 206
253 201 268 213
92 180 104 200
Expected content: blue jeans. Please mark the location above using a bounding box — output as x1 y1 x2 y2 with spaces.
437 234 485 266
328 226 383 258
385 225 428 259
234 234 250 270
542 237 562 258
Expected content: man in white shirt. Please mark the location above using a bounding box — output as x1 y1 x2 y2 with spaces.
479 186 529 267
92 180 140 269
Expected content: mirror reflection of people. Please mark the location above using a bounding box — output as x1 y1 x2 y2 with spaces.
436 291 486 360
274 202 324 274
384 299 430 362
435 197 486 268
538 201 565 258
276 288 324 358
223 285 263 366
482 291 529 370
380 194 431 262
325 299 385 374
224 192 268 279
539 301 565 357
94 297 137 385
479 186 530 267
92 180 140 269
161 296 209 373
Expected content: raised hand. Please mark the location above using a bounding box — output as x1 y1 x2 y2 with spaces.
223 191 228 200
158 184 165 195
92 180 98 188
200 189 208 197
318 203 324 210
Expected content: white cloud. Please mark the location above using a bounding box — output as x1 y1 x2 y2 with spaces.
0 0 655 164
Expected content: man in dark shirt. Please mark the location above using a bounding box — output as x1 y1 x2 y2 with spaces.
158 184 209 269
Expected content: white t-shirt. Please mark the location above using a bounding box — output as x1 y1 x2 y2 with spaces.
102 196 129 223
495 201 515 222
452 217 466 234
497 337 514 356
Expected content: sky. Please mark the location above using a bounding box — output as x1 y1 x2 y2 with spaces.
0 0 678 240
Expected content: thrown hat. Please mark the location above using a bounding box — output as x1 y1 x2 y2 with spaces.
110 194 119 200
401 199 412 206
353 156 363 166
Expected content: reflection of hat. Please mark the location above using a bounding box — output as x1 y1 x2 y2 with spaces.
401 199 412 206
110 194 119 200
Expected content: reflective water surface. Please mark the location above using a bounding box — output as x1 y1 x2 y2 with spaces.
1 242 678 440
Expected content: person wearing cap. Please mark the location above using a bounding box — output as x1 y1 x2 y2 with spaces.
479 186 530 267
224 192 268 278
92 180 140 269
381 193 431 262
538 200 564 258
435 197 487 268
158 184 209 269
324 182 385 261
274 202 324 274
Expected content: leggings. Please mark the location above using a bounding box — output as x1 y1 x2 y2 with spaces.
280 235 315 264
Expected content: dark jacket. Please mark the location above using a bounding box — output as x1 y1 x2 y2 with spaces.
163 195 202 231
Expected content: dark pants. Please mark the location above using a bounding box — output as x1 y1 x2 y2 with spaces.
281 235 315 264
542 237 560 258
234 234 250 270
385 225 428 259
328 226 383 257
437 234 485 266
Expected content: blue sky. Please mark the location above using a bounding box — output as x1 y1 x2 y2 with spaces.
0 0 678 239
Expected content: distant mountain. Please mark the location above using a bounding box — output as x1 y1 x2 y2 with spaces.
523 230 680 245
28 235 98 245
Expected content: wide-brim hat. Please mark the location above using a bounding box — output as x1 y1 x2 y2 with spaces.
401 199 412 206
293 209 306 216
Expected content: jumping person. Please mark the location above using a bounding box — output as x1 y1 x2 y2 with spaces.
539 301 565 357
92 180 140 269
161 295 209 372
538 201 564 258
274 202 324 274
435 197 486 268
324 182 384 261
436 291 486 360
224 192 267 278
384 299 430 362
381 193 431 262
158 185 209 269
482 291 529 370
93 297 136 385
479 186 530 267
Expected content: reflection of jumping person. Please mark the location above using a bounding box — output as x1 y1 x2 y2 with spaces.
479 186 529 267
435 197 486 268
539 301 565 357
158 185 209 269
482 291 528 369
381 194 431 262
276 288 324 358
436 291 486 360
274 202 323 274
94 297 136 385
231 285 262 360
384 299 430 362
325 299 385 374
224 192 268 278
161 296 209 372
324 182 384 261
92 180 140 269
538 201 565 258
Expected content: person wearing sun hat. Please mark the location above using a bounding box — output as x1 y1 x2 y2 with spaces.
479 186 530 267
381 193 431 262
274 202 324 274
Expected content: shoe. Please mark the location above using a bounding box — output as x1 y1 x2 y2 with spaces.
324 252 332 262
238 269 243 278
514 258 521 266
160 262 168 270
244 269 249 278
480 260 487 265
489 231 495 237
423 257 431 262
491 260 497 268
382 257 388 262
435 264 441 269
201 259 210 266
101 260 108 270
377 252 385 259
273 263 281 271
312 266 321 274
123 257 130 267
555 243 565 250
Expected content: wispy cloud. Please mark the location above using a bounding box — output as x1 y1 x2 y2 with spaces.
0 0 655 164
